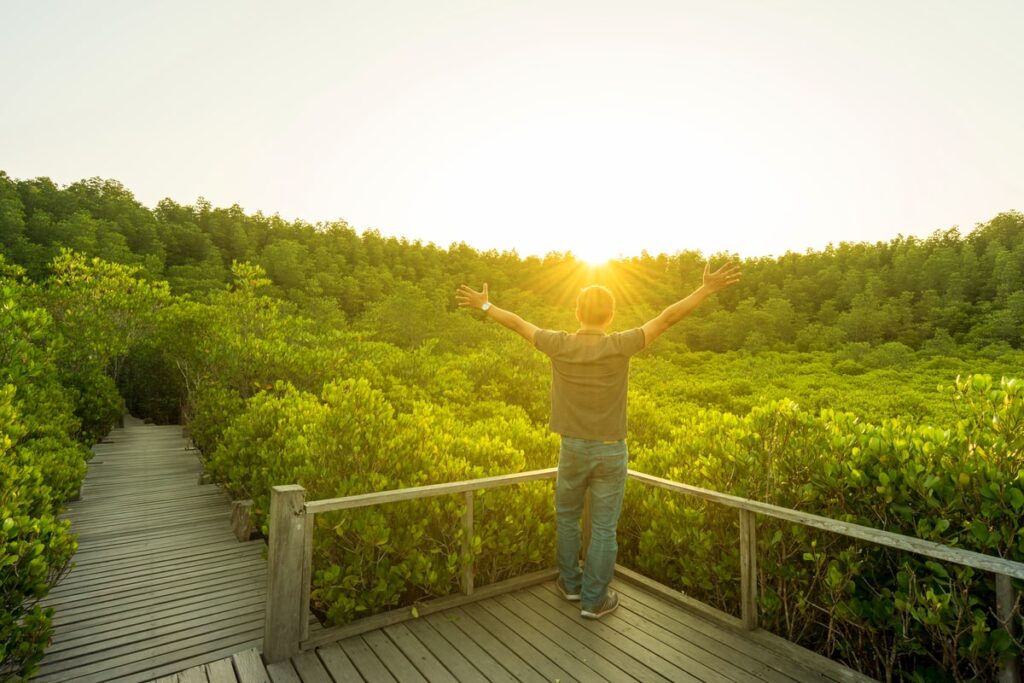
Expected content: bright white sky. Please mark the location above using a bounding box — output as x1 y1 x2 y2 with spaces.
1 1 1021 263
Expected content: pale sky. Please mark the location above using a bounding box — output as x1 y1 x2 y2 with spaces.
1 1 1021 263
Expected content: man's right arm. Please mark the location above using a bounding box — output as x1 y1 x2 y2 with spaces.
641 261 741 348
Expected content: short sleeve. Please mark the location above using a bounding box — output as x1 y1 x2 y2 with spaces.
614 328 646 357
533 329 564 356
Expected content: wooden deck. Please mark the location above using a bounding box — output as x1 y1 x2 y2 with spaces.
35 417 268 682
34 417 875 683
146 575 874 682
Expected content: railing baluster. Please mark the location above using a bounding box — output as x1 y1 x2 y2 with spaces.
996 573 1020 683
739 509 758 630
461 490 474 595
264 484 308 663
300 510 314 642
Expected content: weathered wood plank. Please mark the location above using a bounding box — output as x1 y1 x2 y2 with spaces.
402 616 495 682
608 581 817 683
419 612 518 683
460 601 578 683
290 651 334 683
233 648 271 683
507 590 683 683
300 567 557 649
46 553 266 608
45 602 263 662
362 629 428 682
613 567 874 683
338 636 398 682
177 664 209 683
205 658 239 683
315 643 365 682
479 596 624 682
381 622 458 683
442 606 550 682
265 660 301 683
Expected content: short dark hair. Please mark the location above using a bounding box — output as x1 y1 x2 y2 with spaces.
577 285 614 326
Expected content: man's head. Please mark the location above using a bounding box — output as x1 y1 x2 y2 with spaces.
576 285 615 329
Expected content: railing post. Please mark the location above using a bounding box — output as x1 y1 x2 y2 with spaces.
461 490 474 595
581 489 592 561
264 484 308 663
300 509 314 642
996 573 1020 683
739 509 758 630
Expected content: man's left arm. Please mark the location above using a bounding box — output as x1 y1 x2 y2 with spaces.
456 283 540 345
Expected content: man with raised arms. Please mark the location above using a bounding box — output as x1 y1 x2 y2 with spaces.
456 261 741 618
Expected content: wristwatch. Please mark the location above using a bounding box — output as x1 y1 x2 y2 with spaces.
481 302 492 312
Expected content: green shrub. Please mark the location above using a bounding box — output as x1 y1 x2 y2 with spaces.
0 386 77 681
208 378 556 624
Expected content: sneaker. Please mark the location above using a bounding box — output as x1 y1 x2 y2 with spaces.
556 576 581 601
581 589 619 619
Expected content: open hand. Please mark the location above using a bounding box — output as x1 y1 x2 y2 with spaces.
703 262 741 293
456 283 489 309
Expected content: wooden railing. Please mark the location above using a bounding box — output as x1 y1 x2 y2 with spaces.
263 468 1024 681
263 468 558 662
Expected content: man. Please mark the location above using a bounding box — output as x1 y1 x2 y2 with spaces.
456 261 741 619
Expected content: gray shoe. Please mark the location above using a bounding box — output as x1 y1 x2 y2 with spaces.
556 576 581 601
581 589 619 619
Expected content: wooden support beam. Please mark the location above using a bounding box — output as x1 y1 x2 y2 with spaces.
263 484 307 663
739 509 757 631
300 510 314 642
996 573 1020 683
461 490 474 596
231 500 255 542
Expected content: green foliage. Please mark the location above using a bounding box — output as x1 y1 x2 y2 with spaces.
620 378 1024 681
5 170 1024 679
0 264 87 679
207 379 556 623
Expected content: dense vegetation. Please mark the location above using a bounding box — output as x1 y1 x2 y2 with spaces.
1 169 1022 680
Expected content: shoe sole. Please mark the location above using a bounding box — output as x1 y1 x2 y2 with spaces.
580 601 618 619
556 580 581 601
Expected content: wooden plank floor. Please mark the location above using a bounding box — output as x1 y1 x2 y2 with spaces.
150 578 876 683
35 417 269 683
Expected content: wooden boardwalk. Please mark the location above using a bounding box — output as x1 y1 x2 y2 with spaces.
34 417 874 683
149 576 874 682
35 418 268 682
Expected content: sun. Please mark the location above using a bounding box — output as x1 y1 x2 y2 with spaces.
572 245 618 268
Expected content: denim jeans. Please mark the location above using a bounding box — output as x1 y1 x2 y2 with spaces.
555 436 628 610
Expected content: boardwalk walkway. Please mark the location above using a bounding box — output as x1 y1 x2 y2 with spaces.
36 418 267 682
34 417 874 683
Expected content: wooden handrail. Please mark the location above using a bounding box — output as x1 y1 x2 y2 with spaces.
304 467 558 514
627 469 1024 581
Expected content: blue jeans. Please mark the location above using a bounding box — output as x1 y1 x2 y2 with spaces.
555 436 628 610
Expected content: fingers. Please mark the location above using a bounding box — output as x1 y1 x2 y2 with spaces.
455 283 484 308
